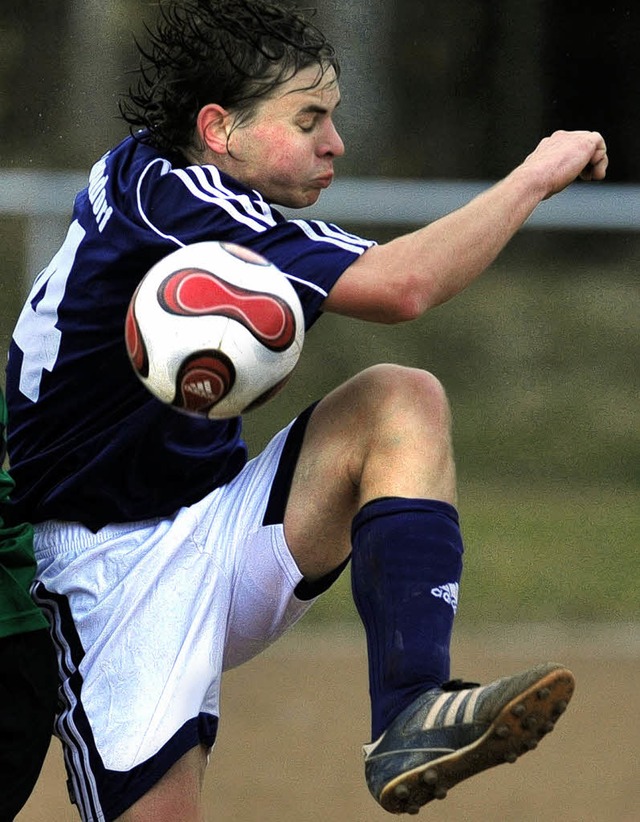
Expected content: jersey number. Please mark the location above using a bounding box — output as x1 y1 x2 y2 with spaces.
13 220 86 402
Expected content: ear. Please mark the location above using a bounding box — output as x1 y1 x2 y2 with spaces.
196 104 233 155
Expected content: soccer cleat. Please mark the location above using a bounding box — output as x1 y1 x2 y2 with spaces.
363 662 575 815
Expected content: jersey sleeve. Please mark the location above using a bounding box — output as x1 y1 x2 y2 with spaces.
135 159 376 327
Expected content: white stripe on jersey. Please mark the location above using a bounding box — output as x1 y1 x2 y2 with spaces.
171 166 272 232
312 220 376 247
290 219 374 255
284 273 329 298
201 165 276 222
188 165 279 229
136 158 186 247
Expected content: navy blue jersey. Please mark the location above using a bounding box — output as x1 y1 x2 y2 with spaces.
5 135 374 531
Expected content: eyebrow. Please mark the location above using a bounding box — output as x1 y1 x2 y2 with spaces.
298 100 341 116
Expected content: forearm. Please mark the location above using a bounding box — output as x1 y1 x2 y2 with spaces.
378 165 547 313
325 130 608 324
326 167 545 323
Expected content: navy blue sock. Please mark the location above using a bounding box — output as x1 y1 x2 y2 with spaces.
351 497 464 741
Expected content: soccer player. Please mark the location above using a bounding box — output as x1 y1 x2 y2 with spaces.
0 387 58 820
3 1 608 820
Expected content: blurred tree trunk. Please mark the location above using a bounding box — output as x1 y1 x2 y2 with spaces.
0 0 70 166
63 0 124 166
482 1 545 176
314 0 396 176
389 0 545 179
542 1 640 183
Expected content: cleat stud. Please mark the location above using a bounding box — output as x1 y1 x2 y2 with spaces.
554 700 568 715
422 769 438 786
495 724 510 739
434 787 448 800
542 721 555 733
537 687 551 700
523 739 538 751
505 750 518 763
407 805 420 815
521 716 537 730
511 703 526 717
394 784 410 799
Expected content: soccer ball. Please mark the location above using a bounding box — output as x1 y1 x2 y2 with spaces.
125 241 305 419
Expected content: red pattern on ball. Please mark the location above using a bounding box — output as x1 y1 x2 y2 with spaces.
159 268 297 351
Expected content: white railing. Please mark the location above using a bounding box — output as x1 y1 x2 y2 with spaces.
1 169 638 290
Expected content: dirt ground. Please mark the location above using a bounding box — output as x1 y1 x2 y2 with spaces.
17 623 640 822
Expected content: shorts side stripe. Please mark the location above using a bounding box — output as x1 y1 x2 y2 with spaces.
261 402 317 527
33 582 105 822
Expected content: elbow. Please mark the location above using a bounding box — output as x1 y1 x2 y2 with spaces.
382 281 434 324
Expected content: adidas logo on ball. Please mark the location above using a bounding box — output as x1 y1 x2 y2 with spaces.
183 379 217 399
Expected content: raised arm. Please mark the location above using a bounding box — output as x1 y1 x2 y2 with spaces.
323 130 608 323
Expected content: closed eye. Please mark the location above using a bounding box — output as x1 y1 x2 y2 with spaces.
296 113 321 133
295 96 341 134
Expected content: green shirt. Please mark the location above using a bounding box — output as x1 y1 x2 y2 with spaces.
0 388 48 637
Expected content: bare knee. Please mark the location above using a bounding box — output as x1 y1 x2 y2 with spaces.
361 363 450 410
351 364 452 438
315 363 456 502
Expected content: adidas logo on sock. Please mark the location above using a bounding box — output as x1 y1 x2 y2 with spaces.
431 582 459 613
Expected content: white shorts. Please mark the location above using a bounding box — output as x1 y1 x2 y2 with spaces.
32 408 329 821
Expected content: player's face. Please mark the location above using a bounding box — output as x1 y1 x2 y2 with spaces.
225 65 345 208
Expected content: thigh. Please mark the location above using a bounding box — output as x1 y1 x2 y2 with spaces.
0 629 58 820
197 410 318 670
115 745 208 822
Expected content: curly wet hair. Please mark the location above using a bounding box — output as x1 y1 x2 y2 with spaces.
120 0 339 155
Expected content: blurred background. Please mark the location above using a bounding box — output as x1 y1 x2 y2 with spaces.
0 0 638 625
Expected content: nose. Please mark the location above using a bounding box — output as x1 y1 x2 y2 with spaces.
319 120 345 157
